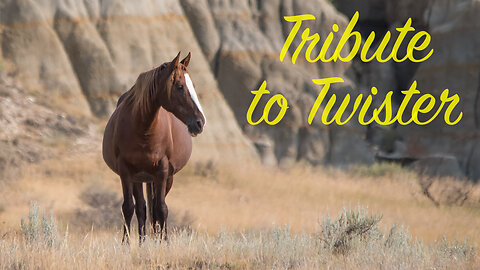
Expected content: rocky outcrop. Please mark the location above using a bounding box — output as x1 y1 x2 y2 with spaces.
1 0 478 177
0 72 94 180
181 0 374 167
398 0 480 180
0 0 258 165
0 0 92 116
335 0 480 180
0 0 376 168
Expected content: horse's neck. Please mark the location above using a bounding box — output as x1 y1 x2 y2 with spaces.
127 77 169 133
132 93 171 135
134 103 161 132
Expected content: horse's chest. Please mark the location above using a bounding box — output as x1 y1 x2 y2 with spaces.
130 143 165 167
128 148 167 182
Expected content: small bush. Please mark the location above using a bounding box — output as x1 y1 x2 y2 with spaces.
321 207 382 254
74 185 122 230
20 201 58 246
194 160 218 178
420 176 476 207
437 236 475 261
79 184 121 210
318 207 476 268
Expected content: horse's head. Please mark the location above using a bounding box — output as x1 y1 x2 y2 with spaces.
159 52 206 136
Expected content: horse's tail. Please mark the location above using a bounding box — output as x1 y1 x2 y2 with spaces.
146 182 154 232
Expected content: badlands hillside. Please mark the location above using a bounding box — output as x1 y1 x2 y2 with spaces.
0 0 479 177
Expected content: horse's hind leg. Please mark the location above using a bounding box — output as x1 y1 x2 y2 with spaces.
133 183 146 243
121 179 134 244
166 174 173 196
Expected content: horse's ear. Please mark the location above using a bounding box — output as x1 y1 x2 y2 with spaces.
172 51 181 67
181 52 191 67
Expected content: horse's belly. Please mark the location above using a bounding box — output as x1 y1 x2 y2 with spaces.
169 155 190 174
132 171 156 183
168 136 192 173
166 114 193 173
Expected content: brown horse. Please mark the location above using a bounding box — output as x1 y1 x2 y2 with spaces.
102 52 205 243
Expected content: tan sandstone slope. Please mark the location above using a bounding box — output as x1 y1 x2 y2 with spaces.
0 0 258 165
1 0 480 179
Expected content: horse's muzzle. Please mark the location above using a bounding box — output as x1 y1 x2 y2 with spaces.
187 118 204 137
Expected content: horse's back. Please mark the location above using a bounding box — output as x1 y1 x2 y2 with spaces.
102 91 134 174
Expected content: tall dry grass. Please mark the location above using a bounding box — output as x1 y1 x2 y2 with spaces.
0 203 476 269
0 152 479 269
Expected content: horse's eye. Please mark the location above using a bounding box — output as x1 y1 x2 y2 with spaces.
177 85 184 92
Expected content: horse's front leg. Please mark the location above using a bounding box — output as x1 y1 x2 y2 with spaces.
133 183 146 244
153 177 169 240
163 175 173 239
120 177 134 244
153 159 170 241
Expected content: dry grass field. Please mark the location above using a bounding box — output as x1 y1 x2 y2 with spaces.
0 151 479 269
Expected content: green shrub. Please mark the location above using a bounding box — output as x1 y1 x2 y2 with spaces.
318 207 476 268
437 236 475 261
20 201 58 246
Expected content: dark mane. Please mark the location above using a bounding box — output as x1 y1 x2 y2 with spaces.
123 66 164 119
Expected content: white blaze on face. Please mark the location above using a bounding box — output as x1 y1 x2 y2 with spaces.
184 73 206 125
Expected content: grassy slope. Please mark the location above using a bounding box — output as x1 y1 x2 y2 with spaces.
0 152 479 269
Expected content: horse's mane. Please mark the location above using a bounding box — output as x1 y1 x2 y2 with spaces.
123 64 171 119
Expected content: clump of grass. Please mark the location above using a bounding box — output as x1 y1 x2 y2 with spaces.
437 236 475 261
20 201 58 247
321 206 382 254
321 207 422 260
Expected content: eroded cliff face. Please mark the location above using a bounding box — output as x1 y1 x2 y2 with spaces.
1 0 479 178
335 0 480 180
0 0 375 169
0 0 258 165
180 0 376 167
399 0 480 180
